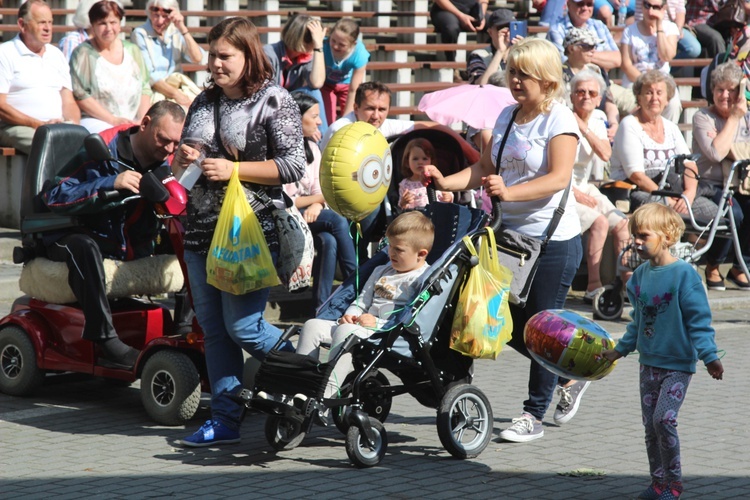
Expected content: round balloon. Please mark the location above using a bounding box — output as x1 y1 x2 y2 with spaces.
320 121 392 222
524 309 617 381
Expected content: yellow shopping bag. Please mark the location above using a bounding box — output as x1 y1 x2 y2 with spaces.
450 228 513 359
206 166 279 294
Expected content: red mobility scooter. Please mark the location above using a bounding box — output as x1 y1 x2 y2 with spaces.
0 124 207 425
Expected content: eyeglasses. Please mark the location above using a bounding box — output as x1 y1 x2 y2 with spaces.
574 89 599 98
575 1 595 7
150 7 173 16
643 1 663 10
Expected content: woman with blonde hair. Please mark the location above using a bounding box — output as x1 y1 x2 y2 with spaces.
423 38 587 443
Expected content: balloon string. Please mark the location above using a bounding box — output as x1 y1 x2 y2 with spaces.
354 221 361 312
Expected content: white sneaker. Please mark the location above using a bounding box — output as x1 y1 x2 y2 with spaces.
583 287 606 304
553 380 591 425
499 413 544 443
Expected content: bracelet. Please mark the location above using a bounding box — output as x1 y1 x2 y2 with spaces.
181 30 189 36
313 47 323 52
582 128 589 136
656 30 664 33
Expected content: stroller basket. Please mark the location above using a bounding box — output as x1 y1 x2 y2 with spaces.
255 350 334 399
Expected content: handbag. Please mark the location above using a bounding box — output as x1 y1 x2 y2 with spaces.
721 142 750 195
213 99 314 291
708 0 746 31
493 107 571 307
205 165 279 294
450 228 513 360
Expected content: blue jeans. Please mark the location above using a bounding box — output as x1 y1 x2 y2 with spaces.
506 235 582 421
706 190 750 269
306 208 357 308
676 28 702 59
184 250 293 431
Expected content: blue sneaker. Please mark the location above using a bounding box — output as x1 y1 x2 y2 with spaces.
179 420 241 448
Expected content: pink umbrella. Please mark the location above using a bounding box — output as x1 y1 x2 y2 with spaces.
417 84 517 130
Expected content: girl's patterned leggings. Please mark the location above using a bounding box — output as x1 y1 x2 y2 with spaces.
640 364 692 489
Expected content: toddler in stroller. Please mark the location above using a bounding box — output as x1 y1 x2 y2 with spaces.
296 211 434 403
235 200 494 467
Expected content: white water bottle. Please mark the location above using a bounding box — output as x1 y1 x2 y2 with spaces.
617 1 627 26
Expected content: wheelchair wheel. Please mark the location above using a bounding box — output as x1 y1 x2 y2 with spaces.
332 371 392 435
345 417 388 468
0 326 44 396
593 285 624 321
140 350 201 426
436 384 493 459
265 415 306 451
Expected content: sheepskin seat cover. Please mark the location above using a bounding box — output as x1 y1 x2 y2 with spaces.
19 255 184 304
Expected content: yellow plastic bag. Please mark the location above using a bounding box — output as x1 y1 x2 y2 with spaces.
206 166 279 294
450 228 513 359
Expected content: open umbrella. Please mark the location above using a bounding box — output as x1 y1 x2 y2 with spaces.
417 84 517 130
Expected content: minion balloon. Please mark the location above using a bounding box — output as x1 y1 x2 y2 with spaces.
320 122 392 222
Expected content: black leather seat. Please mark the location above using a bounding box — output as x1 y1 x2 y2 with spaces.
14 124 89 262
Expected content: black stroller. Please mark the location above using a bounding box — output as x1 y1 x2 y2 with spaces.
235 198 498 468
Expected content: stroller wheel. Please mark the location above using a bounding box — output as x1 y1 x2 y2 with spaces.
333 371 392 435
265 414 306 451
345 417 388 468
437 384 493 459
593 285 624 321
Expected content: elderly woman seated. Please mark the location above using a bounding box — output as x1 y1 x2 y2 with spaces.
70 0 151 133
692 61 750 290
610 70 718 219
130 0 204 108
569 69 630 302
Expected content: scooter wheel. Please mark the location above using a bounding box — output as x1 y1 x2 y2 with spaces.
0 326 44 396
593 286 624 321
140 350 200 426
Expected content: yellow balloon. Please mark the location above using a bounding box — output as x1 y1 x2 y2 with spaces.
320 122 392 222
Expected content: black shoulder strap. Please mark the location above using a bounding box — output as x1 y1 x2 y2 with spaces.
494 107 519 176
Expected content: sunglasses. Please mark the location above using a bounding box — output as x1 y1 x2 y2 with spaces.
575 1 595 7
577 43 596 51
643 1 663 10
574 89 599 98
150 7 173 16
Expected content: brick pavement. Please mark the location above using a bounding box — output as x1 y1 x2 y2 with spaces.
1 304 748 499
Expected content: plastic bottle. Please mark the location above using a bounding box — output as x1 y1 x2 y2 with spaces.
617 1 628 26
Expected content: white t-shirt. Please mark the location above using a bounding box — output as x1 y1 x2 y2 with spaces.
0 36 71 123
490 102 581 240
321 111 415 151
620 20 680 88
610 114 690 181
573 109 609 187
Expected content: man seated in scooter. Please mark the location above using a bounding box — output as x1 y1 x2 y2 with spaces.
40 100 186 369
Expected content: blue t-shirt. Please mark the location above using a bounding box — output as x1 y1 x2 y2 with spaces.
323 38 370 85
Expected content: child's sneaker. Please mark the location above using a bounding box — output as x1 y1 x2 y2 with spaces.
657 482 682 499
179 420 240 448
638 482 664 499
498 413 544 442
553 380 591 425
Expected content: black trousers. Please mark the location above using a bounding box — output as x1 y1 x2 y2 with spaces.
45 233 116 342
430 1 483 61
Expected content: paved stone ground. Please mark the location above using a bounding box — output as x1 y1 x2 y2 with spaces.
2 229 749 498
1 304 748 499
